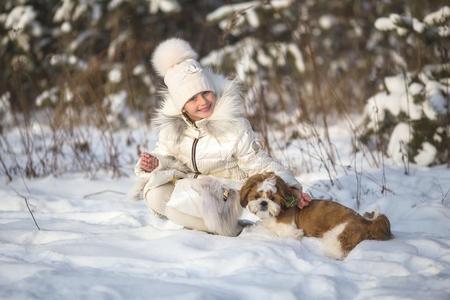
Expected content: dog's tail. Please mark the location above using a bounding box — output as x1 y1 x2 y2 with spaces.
364 211 393 240
201 190 243 237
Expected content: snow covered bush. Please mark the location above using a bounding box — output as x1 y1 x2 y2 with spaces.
358 6 449 167
204 1 305 119
203 1 448 128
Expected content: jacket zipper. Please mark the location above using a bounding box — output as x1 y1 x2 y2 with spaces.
191 137 200 178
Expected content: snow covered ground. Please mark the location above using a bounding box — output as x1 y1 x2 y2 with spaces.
1 124 450 300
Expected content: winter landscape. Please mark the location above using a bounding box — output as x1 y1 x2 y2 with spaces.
1 124 450 299
1 1 449 299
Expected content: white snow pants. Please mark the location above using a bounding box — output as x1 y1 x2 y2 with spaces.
144 183 209 232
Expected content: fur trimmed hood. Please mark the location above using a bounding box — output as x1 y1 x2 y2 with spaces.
152 73 245 140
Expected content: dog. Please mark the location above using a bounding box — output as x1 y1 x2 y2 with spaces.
240 172 393 259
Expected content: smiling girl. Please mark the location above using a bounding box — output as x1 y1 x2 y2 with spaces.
134 38 310 234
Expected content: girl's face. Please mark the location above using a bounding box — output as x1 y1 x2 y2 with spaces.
183 91 217 121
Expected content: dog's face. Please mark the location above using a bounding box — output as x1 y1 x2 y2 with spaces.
240 172 293 219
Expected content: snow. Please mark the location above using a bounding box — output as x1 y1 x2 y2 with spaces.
428 91 447 114
270 0 294 10
132 64 146 76
108 66 122 83
104 90 127 115
49 54 88 70
409 82 423 95
1 122 450 299
207 0 293 33
245 9 259 28
412 18 425 33
54 1 102 22
54 0 74 22
61 21 72 33
207 2 258 23
64 86 74 102
108 0 126 10
363 73 448 131
376 7 450 36
256 49 272 67
319 15 337 30
375 14 423 36
108 32 128 59
424 6 450 25
73 3 88 21
35 87 59 106
387 123 410 166
202 38 305 80
149 0 181 14
5 5 36 30
91 3 102 22
420 73 448 120
437 25 450 37
374 17 396 31
414 142 437 166
69 30 95 52
287 43 306 73
208 36 311 80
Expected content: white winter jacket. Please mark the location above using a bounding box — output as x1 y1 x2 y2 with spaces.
135 73 302 198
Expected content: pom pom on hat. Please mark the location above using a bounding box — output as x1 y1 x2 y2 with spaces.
151 38 198 77
151 38 216 114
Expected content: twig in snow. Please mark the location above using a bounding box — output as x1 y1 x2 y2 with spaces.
354 157 362 210
83 189 126 199
438 184 450 205
10 186 40 231
372 103 389 194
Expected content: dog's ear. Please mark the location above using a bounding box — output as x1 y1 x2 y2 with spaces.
274 175 295 207
240 173 265 207
274 175 291 196
239 181 252 208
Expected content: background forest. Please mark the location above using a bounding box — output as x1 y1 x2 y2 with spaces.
0 0 449 179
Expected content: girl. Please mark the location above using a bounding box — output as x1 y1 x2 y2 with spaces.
135 38 310 235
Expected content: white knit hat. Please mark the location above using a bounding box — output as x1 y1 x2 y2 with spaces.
151 38 215 112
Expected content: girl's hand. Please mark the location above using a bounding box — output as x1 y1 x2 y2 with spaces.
140 152 159 172
291 188 312 209
298 192 312 209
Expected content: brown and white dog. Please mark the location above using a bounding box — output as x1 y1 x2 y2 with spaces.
240 172 393 259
